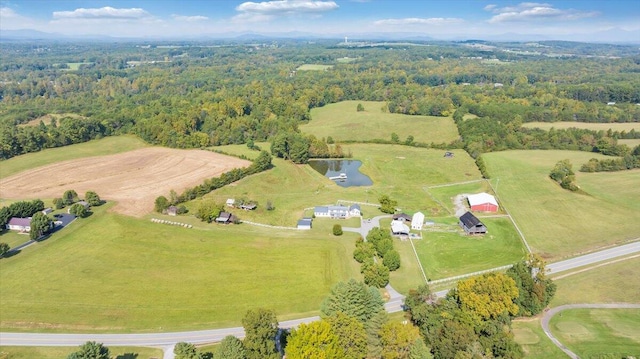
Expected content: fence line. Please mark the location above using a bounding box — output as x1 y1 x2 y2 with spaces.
241 220 301 231
337 199 380 207
485 179 532 254
150 218 192 228
426 179 485 189
428 264 514 285
409 237 429 284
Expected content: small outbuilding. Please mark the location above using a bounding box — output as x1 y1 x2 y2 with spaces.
467 193 499 212
226 198 235 207
42 208 53 215
348 204 361 217
411 212 425 230
459 211 487 235
215 212 236 224
297 218 313 230
392 213 412 222
240 203 257 211
166 206 178 216
391 220 410 235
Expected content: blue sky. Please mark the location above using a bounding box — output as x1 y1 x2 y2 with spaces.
1 1 638 41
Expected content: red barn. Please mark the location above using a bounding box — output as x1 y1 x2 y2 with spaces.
467 193 499 212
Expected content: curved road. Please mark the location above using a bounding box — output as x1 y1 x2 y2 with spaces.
540 303 640 359
1 231 638 357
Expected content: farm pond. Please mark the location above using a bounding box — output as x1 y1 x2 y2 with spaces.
308 159 373 187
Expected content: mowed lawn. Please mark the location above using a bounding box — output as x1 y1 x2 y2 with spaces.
550 256 640 306
302 101 460 144
0 135 148 179
0 208 360 332
426 180 498 216
512 319 566 359
483 150 640 260
522 121 640 132
201 144 481 226
549 309 640 358
0 346 162 359
413 217 526 280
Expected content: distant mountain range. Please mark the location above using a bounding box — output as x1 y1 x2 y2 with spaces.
1 28 639 45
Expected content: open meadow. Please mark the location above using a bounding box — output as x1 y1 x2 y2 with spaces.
412 217 526 280
513 256 640 358
522 121 640 132
296 64 333 71
0 147 250 217
618 138 640 148
201 144 481 226
0 346 162 359
425 180 499 216
0 136 148 179
302 101 460 144
549 309 640 358
0 204 360 332
483 150 640 260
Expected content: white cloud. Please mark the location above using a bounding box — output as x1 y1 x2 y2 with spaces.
53 7 151 20
172 14 209 22
0 6 17 17
0 6 40 29
236 0 338 15
374 17 463 26
485 2 598 23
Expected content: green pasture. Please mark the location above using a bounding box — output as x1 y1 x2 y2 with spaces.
413 217 526 281
618 138 640 148
0 206 360 332
209 142 270 160
0 136 148 179
0 346 162 359
425 180 498 216
549 309 640 358
0 231 30 249
389 238 427 294
66 62 94 70
522 121 640 132
551 256 640 306
512 319 565 359
199 144 481 226
296 64 333 71
336 57 358 63
302 100 460 144
483 150 640 260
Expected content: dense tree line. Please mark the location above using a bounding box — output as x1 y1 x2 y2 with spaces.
406 256 556 359
0 199 45 229
2 41 638 162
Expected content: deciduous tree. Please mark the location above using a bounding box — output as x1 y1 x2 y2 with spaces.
67 341 109 359
217 335 247 359
85 191 102 206
0 242 10 257
383 249 401 271
285 320 340 359
326 312 367 359
69 203 88 218
454 272 519 321
242 308 280 359
379 321 422 359
63 189 79 205
29 212 52 240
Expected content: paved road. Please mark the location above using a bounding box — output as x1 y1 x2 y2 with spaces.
546 241 640 275
2 238 638 356
540 303 640 359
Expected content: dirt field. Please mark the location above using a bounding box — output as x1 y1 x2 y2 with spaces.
0 148 251 217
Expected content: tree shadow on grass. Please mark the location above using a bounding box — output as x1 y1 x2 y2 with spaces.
115 353 138 359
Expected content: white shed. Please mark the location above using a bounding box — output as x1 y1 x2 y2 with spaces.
411 212 425 230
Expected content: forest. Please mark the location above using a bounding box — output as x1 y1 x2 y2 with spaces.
1 39 639 164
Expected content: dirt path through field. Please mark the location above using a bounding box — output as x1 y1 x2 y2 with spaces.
0 147 251 217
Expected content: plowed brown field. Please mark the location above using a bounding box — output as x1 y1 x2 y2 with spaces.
0 147 251 217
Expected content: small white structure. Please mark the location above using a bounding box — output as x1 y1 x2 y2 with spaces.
411 212 425 230
607 102 616 106
42 208 53 215
226 198 235 207
349 204 361 217
297 218 312 230
391 220 410 235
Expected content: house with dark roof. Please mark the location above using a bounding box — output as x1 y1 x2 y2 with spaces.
6 217 31 232
459 211 487 235
215 212 237 224
392 213 412 222
240 203 257 211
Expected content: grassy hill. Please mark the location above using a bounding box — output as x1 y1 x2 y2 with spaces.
0 204 360 332
301 101 459 144
522 122 640 132
483 150 640 260
202 144 482 226
0 136 148 179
